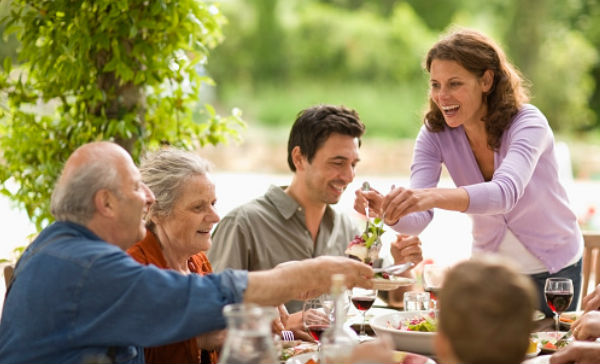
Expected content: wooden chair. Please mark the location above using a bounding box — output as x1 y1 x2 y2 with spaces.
581 231 600 298
3 264 14 291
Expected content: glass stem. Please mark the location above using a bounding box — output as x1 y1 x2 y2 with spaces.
360 311 366 337
555 313 559 332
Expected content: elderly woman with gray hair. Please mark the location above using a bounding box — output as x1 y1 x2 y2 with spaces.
127 148 224 364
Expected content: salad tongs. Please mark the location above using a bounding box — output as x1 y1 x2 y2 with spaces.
372 262 415 276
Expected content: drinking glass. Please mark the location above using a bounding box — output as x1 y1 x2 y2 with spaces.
351 287 378 342
544 277 574 332
302 297 331 351
423 264 444 311
403 291 431 311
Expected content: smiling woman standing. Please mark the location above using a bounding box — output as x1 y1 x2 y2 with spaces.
127 149 223 364
355 28 583 316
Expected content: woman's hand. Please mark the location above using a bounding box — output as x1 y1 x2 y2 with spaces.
382 187 432 225
382 187 469 225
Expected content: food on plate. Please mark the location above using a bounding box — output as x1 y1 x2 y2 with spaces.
559 311 582 325
393 311 437 332
345 218 385 265
530 331 571 353
279 342 317 361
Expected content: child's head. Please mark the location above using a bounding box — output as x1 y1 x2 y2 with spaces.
434 256 537 364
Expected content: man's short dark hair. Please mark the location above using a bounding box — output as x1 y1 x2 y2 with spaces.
287 105 365 172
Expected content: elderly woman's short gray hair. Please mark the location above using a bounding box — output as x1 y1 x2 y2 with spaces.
140 148 212 220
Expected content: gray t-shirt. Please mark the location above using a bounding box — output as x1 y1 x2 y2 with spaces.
209 184 360 312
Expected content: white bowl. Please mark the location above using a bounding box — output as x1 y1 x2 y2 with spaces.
370 311 436 355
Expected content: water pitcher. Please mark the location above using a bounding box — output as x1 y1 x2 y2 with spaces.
218 303 278 364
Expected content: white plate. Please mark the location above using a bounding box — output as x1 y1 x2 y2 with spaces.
370 311 436 354
533 310 546 321
530 331 568 353
285 348 437 364
393 350 437 364
522 354 551 364
559 310 583 328
285 352 318 364
372 277 416 291
346 307 400 325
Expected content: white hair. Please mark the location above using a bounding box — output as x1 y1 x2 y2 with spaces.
51 159 120 225
140 148 212 219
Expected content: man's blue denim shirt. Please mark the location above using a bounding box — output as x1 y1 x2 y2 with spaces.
0 221 247 363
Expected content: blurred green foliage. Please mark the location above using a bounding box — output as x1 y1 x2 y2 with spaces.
207 0 600 138
0 0 245 230
0 0 18 63
2 0 600 229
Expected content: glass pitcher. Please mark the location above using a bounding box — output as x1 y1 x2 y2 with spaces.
218 303 279 364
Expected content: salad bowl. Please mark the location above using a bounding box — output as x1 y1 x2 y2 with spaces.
370 311 436 355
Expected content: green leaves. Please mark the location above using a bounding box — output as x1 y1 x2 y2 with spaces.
0 0 246 230
363 217 385 249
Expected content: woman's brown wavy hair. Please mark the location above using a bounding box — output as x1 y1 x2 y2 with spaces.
424 28 530 151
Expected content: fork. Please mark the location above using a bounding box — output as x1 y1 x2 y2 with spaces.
555 327 573 348
281 330 295 341
362 181 371 232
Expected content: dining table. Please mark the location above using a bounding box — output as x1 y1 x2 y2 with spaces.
282 291 568 364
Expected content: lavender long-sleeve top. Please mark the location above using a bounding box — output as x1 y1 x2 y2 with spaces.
392 104 582 273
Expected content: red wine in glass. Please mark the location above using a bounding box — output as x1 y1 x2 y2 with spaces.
307 324 329 342
352 296 376 311
545 292 573 314
424 286 441 301
544 277 574 332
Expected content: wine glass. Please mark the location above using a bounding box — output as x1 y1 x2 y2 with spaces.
351 287 378 342
423 264 444 311
544 277 574 332
302 297 331 351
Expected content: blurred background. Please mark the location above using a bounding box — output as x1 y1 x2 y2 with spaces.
1 0 600 266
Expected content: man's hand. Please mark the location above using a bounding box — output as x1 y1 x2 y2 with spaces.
276 305 313 341
572 311 600 341
550 341 600 364
354 188 384 218
387 234 422 306
196 329 227 351
245 256 373 306
582 284 600 311
390 234 423 267
349 335 394 363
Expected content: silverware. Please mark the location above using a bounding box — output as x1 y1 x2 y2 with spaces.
281 330 295 341
362 182 371 234
555 328 573 348
372 262 415 276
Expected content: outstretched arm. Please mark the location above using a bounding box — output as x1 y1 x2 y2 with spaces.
244 256 374 306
